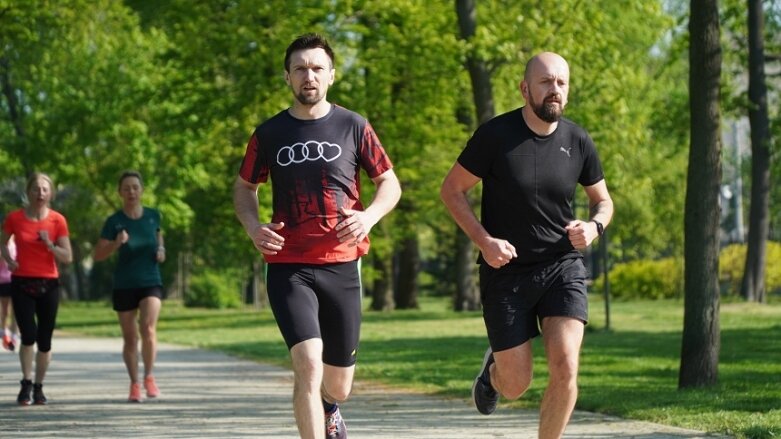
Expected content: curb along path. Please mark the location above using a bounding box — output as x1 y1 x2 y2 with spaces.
0 335 728 438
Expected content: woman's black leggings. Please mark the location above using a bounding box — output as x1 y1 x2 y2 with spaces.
11 277 60 352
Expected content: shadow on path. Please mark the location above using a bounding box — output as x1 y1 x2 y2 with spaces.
0 335 729 438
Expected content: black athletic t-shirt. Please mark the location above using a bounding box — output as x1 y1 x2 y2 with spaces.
458 107 604 271
239 105 393 264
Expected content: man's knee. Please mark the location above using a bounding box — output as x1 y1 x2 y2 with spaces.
322 363 355 403
322 381 352 403
493 343 534 400
498 373 532 400
544 358 579 400
291 340 324 383
293 354 321 376
548 353 579 382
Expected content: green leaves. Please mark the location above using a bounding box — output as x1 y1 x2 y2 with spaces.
0 0 740 296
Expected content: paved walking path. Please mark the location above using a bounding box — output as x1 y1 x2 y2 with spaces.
0 335 729 438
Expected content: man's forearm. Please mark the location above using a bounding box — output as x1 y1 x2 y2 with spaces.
363 177 401 225
441 189 491 249
233 181 261 234
589 199 614 228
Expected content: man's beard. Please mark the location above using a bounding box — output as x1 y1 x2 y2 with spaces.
529 92 563 123
294 87 325 106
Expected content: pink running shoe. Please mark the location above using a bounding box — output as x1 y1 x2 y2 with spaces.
144 375 160 398
128 382 142 403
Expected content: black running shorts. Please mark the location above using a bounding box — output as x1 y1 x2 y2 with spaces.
113 286 163 312
266 261 361 367
479 256 588 353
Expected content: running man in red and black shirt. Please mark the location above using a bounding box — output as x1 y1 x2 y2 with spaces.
233 33 401 439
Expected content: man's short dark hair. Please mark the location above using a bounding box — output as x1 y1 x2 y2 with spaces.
284 33 335 72
118 170 144 189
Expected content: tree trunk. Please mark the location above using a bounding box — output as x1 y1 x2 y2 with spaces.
245 258 267 309
741 0 771 304
455 0 495 125
0 57 25 139
454 228 479 311
394 236 420 309
454 0 494 311
0 56 30 175
170 250 191 301
679 0 721 389
70 241 86 300
370 252 394 311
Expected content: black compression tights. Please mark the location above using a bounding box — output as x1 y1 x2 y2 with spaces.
11 278 60 352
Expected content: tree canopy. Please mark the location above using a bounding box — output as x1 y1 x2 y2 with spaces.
0 0 776 304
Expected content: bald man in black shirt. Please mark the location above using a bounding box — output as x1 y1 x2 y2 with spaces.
440 52 614 439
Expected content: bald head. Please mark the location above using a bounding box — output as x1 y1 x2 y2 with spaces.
521 52 570 125
524 52 569 83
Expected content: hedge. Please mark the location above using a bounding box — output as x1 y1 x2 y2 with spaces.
184 270 243 309
592 241 781 299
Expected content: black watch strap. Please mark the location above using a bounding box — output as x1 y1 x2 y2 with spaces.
592 220 604 236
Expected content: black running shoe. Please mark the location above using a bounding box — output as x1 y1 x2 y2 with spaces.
33 383 47 405
325 405 347 439
17 379 33 406
472 348 499 415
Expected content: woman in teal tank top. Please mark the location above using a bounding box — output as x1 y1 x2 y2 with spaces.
93 171 165 402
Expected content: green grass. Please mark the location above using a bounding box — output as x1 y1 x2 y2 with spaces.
56 296 781 439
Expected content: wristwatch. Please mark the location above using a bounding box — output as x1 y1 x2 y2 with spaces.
592 220 604 236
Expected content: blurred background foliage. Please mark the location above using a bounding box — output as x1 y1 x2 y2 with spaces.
0 0 778 308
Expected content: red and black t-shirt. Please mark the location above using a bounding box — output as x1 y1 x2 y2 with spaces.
458 107 605 271
239 105 393 264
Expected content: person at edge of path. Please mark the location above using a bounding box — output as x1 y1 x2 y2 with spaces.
93 171 166 403
0 235 21 352
233 33 401 439
0 172 73 406
440 52 614 439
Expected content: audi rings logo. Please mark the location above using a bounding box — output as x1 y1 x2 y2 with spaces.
277 141 342 166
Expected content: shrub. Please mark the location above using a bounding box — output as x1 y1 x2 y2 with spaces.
719 241 781 296
594 241 781 300
184 270 242 309
592 257 683 300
